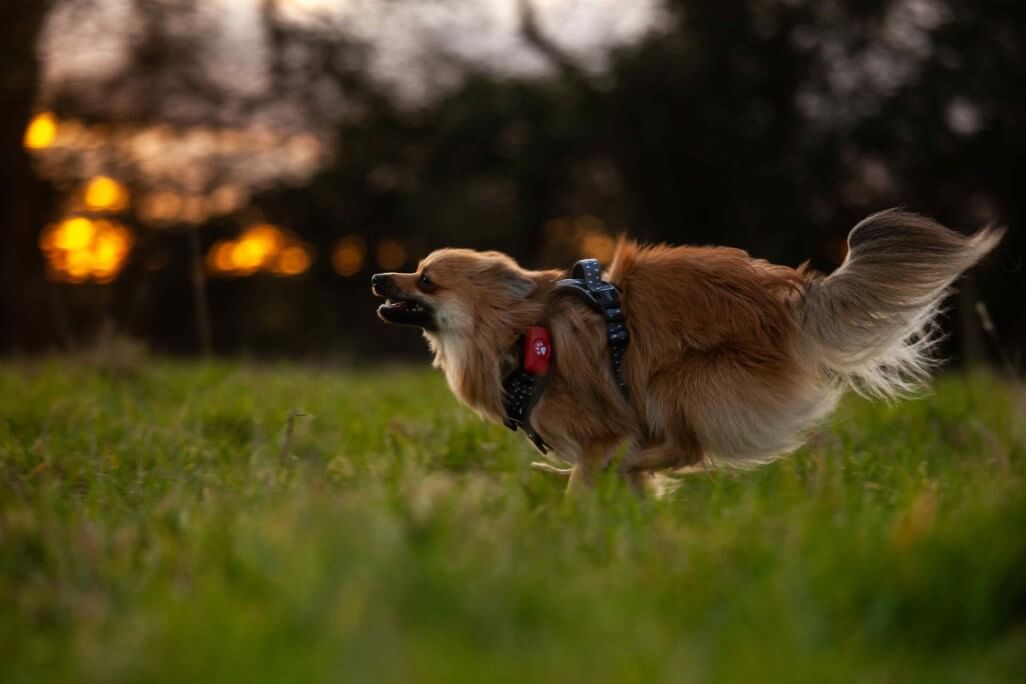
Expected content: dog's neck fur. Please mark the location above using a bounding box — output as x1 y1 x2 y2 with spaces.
425 271 561 424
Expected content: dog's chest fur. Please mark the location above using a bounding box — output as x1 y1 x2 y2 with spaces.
425 331 512 425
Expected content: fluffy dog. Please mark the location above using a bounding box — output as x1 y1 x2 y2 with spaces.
372 210 1002 493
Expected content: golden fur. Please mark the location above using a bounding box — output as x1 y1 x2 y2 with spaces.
373 210 1003 494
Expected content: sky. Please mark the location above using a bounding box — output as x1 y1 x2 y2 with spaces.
40 0 662 105
33 0 968 185
29 0 662 217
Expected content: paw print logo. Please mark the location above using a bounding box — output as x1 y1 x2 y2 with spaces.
534 339 549 357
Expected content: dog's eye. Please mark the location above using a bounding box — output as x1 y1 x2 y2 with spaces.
417 273 436 293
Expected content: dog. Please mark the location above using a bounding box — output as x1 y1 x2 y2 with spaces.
372 210 1002 494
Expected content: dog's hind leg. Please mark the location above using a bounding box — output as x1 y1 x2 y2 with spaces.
617 445 678 496
618 437 701 497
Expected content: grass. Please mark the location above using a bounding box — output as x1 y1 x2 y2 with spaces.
1 359 1024 683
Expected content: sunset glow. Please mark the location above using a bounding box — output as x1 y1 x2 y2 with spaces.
207 224 312 277
83 176 129 212
39 217 134 283
544 215 617 262
375 239 407 270
24 112 58 150
332 236 367 276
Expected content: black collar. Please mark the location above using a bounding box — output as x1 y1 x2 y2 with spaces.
501 258 631 454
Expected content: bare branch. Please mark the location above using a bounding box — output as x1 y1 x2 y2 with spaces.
517 0 591 88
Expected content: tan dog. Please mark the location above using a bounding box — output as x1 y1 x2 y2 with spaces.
372 210 1002 494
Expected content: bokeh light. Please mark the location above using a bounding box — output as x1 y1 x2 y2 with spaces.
53 217 94 250
180 195 209 225
578 230 617 262
209 185 247 216
39 217 134 283
24 112 58 150
137 186 247 227
83 176 129 212
27 114 328 213
376 239 407 270
332 236 366 276
207 224 312 277
544 215 617 262
138 191 184 224
273 246 313 276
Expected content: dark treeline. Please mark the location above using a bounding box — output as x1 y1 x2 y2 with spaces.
2 0 1023 364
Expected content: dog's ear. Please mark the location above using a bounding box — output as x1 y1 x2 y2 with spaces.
483 261 537 299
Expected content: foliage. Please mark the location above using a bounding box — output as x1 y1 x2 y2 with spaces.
1 361 1024 682
2 1 1023 357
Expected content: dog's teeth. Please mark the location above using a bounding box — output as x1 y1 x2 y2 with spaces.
381 298 427 313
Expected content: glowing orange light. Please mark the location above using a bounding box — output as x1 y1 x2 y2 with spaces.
139 191 183 224
274 246 312 276
83 176 129 212
376 239 407 270
53 217 95 250
206 224 309 277
245 225 284 253
65 249 93 282
206 241 236 274
332 237 366 276
24 112 58 150
209 185 246 216
231 240 265 272
92 226 127 282
39 217 134 283
578 231 616 262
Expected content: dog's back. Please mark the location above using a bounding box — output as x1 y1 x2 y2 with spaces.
608 241 826 465
606 211 1002 467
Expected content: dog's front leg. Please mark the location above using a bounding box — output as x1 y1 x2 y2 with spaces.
564 443 612 497
530 444 616 496
566 464 597 495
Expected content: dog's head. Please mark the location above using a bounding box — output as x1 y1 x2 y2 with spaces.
372 249 537 335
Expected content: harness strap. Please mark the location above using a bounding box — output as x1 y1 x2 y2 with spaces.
554 259 631 399
502 259 631 453
502 367 550 453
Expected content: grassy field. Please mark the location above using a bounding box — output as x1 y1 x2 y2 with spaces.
1 359 1024 683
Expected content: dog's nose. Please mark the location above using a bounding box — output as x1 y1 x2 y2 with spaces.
371 273 389 291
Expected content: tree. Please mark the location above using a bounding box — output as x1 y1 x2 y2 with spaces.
0 1 59 351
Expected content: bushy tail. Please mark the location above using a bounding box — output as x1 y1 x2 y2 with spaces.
800 209 1004 398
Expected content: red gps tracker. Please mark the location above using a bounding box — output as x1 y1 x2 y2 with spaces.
522 326 552 376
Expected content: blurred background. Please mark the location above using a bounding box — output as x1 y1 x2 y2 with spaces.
1 0 1022 364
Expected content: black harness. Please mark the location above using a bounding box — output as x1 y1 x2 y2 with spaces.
502 258 631 453
501 359 551 453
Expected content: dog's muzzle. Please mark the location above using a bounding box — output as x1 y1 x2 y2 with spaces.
371 274 437 330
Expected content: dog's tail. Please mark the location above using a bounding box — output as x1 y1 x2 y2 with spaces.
800 209 1003 398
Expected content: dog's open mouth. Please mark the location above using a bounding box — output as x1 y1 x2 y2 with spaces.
377 294 436 329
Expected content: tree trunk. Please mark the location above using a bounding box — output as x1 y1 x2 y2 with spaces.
0 2 56 352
